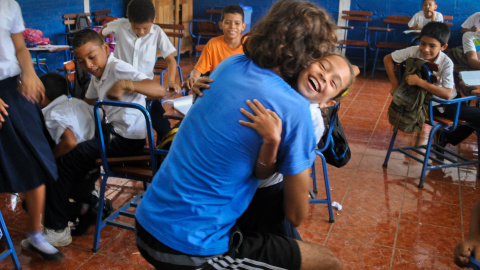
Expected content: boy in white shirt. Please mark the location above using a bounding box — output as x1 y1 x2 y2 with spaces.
462 31 480 70
408 0 444 30
461 12 480 33
35 29 166 247
100 0 180 140
385 22 480 149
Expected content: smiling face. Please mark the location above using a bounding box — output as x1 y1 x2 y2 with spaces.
74 41 110 79
419 36 447 62
219 13 246 40
422 0 437 19
297 55 352 107
130 21 153 38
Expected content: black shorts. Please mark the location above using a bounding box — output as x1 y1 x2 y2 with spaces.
135 220 301 270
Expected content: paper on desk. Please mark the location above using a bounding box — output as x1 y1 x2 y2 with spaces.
163 95 193 116
460 71 480 86
403 30 421 34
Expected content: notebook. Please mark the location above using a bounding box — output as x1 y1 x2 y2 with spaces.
163 95 193 116
459 71 480 86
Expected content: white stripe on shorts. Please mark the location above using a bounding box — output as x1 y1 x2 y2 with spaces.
207 255 287 270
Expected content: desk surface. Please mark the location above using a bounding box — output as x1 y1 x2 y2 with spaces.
28 45 70 52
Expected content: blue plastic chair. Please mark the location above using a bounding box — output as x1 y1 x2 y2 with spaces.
309 102 341 223
383 62 480 188
92 100 168 252
0 210 21 269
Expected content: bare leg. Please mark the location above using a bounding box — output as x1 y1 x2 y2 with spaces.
297 240 342 270
25 184 45 233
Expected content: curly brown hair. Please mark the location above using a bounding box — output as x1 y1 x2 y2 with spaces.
243 0 337 86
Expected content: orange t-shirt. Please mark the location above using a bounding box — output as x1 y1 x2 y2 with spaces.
195 35 245 74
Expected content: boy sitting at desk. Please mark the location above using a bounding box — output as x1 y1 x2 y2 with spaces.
408 0 444 30
182 4 246 90
30 29 166 247
384 22 480 149
461 12 480 33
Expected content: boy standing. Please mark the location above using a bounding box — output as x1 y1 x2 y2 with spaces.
100 0 180 91
28 29 166 247
408 0 444 30
461 12 480 33
182 4 246 89
385 22 480 149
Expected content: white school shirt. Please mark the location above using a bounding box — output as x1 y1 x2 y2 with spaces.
101 18 176 80
42 95 95 144
258 104 324 188
392 46 456 105
0 0 25 80
461 12 480 30
408 11 444 28
463 31 480 59
84 54 149 139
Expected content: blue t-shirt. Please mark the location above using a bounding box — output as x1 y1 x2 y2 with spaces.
136 54 316 255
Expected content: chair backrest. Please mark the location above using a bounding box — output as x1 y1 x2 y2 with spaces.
340 10 373 40
443 15 453 27
91 9 113 26
63 60 75 95
62 12 92 33
155 23 184 61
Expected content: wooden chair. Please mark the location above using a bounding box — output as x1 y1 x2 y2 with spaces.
337 11 373 77
443 15 453 27
369 16 411 78
0 210 21 269
383 62 480 188
91 9 115 26
153 23 184 87
92 100 167 252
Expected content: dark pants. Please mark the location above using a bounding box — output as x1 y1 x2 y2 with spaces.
236 181 301 240
433 96 480 146
44 126 145 230
150 100 172 141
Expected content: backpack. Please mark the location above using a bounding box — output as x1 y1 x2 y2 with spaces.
71 12 91 32
319 104 351 168
388 58 433 135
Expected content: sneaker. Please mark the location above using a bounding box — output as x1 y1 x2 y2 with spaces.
44 227 72 247
21 235 64 262
433 129 447 155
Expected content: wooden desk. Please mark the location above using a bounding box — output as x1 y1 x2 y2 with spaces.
28 45 70 74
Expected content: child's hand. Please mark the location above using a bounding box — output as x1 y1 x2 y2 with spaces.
405 74 422 87
239 99 282 144
0 98 9 130
191 77 213 103
471 86 480 96
454 239 480 267
167 81 181 93
182 77 196 90
107 80 133 100
18 74 45 103
389 83 399 95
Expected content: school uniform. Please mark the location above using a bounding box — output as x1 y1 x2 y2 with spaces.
408 11 444 28
392 46 480 145
43 54 149 230
0 0 57 193
42 95 95 144
463 31 480 59
462 12 480 30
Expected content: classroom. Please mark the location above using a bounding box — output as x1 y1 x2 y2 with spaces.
0 0 479 269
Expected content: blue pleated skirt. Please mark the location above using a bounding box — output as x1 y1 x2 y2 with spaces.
0 76 58 193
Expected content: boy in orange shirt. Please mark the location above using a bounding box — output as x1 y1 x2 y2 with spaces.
182 4 246 89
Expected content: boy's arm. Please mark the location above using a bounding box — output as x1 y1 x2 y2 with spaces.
462 26 480 33
164 53 181 92
454 198 480 267
283 169 311 227
466 51 480 70
405 74 453 99
106 79 166 100
98 25 108 40
84 98 97 106
239 100 281 180
52 128 77 158
384 54 399 95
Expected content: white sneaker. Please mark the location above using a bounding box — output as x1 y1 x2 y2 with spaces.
44 227 72 247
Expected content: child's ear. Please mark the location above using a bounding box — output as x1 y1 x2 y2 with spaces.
241 22 247 32
441 43 448 51
320 99 336 108
353 65 360 77
102 42 110 55
218 21 223 30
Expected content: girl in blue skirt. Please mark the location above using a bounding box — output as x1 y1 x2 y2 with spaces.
0 0 63 262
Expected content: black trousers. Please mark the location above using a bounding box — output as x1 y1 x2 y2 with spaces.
44 126 145 230
433 96 480 146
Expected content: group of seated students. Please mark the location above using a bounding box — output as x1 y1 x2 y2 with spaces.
1 0 480 268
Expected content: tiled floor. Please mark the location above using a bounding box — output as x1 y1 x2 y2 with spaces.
0 56 478 269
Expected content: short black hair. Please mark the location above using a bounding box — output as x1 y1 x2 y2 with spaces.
71 29 104 49
420 21 450 46
127 0 155 23
423 0 436 4
40 72 69 101
221 4 244 22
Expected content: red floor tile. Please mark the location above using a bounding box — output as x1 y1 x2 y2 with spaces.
401 197 462 229
391 249 458 269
